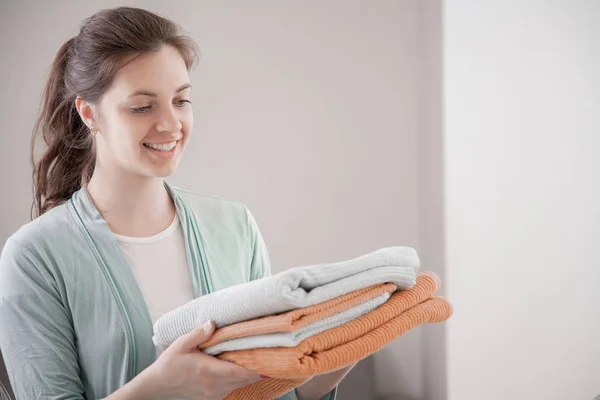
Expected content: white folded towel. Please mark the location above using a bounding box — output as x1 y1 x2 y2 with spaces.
153 246 419 350
203 292 391 355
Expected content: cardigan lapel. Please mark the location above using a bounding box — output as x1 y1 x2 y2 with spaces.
68 181 209 378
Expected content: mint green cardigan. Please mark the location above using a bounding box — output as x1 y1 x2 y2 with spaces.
0 182 336 400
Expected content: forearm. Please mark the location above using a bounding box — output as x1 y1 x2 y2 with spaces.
295 363 357 400
101 366 161 400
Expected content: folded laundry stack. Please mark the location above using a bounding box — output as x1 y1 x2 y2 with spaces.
152 247 453 400
220 272 451 400
152 246 420 351
199 282 399 355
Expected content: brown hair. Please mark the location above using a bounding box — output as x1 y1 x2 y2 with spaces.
30 6 199 218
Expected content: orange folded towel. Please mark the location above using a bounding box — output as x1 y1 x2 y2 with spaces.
220 272 452 400
200 283 398 350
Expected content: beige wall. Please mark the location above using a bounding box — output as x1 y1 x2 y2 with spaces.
0 1 432 399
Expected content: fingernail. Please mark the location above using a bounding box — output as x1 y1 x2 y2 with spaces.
260 374 270 379
203 320 213 332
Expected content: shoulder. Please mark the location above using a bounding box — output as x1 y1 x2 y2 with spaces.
1 203 74 267
169 185 269 256
0 203 77 296
172 185 248 212
171 185 257 229
169 185 271 280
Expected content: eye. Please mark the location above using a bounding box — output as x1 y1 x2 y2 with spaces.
132 105 152 113
176 99 192 107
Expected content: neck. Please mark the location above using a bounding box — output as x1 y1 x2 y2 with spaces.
85 165 176 238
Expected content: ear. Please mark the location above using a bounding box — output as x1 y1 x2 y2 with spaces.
75 96 98 132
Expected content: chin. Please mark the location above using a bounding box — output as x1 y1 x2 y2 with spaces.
140 162 180 179
153 167 178 178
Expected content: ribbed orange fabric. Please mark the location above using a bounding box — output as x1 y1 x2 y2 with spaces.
224 297 451 400
220 272 452 400
200 283 398 349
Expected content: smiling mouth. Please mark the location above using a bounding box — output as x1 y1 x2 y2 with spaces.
143 141 178 152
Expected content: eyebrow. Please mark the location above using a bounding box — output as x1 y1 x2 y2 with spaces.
128 83 192 98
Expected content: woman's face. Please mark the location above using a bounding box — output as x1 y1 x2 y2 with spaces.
94 45 193 179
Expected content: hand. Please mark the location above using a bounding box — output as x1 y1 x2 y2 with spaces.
146 320 263 400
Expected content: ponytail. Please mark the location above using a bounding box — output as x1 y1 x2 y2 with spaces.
30 37 95 218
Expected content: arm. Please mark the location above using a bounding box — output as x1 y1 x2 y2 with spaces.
0 239 86 399
100 367 160 400
0 239 160 400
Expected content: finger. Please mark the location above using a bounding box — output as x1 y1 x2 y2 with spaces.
169 320 215 353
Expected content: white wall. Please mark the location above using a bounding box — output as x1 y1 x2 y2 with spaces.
444 1 600 399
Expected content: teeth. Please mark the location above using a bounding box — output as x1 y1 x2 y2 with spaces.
145 141 177 152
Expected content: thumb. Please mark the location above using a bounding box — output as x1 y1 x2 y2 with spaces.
170 320 215 353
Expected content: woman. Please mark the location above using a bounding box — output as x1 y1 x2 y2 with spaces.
0 6 353 400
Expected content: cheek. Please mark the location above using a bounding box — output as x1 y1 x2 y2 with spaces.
105 113 149 151
123 114 153 141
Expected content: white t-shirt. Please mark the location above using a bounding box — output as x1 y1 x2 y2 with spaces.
113 215 195 324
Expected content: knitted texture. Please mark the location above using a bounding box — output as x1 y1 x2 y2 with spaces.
204 292 391 355
200 283 397 350
222 272 452 400
153 247 419 350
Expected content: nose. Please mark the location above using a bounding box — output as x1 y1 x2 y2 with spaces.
156 107 182 134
